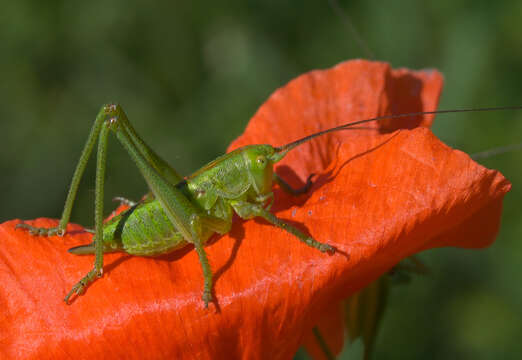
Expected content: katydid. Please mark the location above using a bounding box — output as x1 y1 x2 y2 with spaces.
15 103 522 307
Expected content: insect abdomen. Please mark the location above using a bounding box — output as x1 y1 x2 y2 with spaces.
69 197 218 257
69 199 189 256
118 199 188 256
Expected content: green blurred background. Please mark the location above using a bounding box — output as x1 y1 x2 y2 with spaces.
1 1 521 358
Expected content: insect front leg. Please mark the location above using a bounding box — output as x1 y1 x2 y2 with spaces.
231 200 335 253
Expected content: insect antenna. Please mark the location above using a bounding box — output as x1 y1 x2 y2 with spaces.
471 142 522 160
328 0 375 59
274 106 522 157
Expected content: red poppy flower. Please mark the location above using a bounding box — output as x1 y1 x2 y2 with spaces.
0 60 510 359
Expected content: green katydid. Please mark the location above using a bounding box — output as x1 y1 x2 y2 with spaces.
15 103 522 307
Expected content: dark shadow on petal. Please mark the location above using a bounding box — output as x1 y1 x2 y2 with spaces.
211 217 246 311
155 244 194 262
103 254 133 273
326 131 401 182
380 73 426 132
213 217 245 285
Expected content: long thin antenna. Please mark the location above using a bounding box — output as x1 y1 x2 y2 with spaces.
328 0 375 59
471 142 522 160
275 106 522 155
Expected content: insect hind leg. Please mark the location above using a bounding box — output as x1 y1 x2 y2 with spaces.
15 222 66 236
65 110 113 303
15 105 114 238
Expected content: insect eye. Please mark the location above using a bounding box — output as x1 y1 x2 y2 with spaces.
256 155 266 167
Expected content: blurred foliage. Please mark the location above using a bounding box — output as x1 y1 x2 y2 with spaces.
1 1 521 359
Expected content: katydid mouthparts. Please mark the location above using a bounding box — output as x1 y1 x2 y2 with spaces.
15 103 522 307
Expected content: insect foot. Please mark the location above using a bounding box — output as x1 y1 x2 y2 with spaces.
64 268 101 304
15 223 65 236
306 237 335 253
202 290 213 309
64 282 86 304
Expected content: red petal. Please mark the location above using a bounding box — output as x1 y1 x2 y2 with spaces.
0 60 509 359
228 60 444 179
